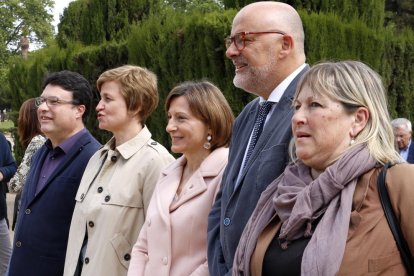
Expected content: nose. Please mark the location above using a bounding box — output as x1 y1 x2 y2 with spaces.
37 101 48 112
225 42 240 59
292 108 305 126
96 100 104 111
166 119 176 133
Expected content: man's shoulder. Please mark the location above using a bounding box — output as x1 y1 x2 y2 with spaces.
76 130 101 151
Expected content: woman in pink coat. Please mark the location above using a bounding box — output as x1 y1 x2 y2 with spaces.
128 81 234 276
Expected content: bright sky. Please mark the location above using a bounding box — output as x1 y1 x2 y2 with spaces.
52 0 75 32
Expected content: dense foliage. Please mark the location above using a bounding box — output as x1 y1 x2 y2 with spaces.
5 0 414 160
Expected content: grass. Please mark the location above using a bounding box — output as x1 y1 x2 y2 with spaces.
0 120 15 132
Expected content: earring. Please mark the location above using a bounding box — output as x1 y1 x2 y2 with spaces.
349 138 355 146
203 135 212 150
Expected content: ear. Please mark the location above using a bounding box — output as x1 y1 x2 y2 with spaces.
278 35 293 59
76 105 85 119
351 107 369 137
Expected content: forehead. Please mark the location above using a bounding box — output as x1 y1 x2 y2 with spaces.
295 85 326 101
395 126 411 135
100 81 122 94
41 84 73 99
231 8 275 34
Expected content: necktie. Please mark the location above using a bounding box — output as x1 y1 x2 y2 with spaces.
243 101 274 170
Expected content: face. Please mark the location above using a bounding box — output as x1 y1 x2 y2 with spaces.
292 85 356 171
394 126 411 150
166 96 210 157
37 84 84 146
96 81 134 134
225 11 284 97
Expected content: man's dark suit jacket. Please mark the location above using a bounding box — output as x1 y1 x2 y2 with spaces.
207 66 309 275
8 130 100 276
406 141 414 164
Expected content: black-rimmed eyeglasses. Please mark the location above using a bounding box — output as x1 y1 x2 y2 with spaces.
35 96 77 108
225 31 286 51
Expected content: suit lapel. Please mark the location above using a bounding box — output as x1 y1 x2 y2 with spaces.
235 66 309 189
29 132 91 202
25 147 48 203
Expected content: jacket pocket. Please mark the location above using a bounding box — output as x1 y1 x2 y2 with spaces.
110 233 132 270
101 191 144 208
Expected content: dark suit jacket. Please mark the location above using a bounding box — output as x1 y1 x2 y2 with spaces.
8 130 100 276
406 142 414 164
207 66 309 275
0 133 16 221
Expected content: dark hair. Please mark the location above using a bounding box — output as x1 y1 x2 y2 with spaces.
18 98 42 148
42 70 93 123
165 80 234 151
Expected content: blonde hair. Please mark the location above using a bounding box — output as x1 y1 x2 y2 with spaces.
97 65 158 125
293 60 402 164
165 81 234 151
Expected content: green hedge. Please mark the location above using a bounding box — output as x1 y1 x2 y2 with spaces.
6 4 414 161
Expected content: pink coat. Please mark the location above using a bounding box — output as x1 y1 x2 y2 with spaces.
128 147 228 276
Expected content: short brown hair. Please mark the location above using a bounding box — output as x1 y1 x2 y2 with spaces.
97 65 158 125
165 81 234 151
18 98 42 148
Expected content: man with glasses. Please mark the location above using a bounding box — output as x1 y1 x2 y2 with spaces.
8 71 100 276
208 2 308 275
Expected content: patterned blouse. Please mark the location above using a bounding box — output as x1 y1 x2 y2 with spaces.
8 135 46 193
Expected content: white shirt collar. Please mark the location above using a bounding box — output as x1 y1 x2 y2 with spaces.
259 63 307 104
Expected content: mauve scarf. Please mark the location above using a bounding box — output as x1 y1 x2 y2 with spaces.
233 144 377 276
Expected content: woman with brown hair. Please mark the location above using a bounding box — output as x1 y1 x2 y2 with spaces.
128 80 234 276
8 98 46 194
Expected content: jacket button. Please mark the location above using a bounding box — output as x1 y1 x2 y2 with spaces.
111 155 117 162
25 209 31 215
104 195 111 202
162 257 168 265
88 221 94 227
80 193 85 200
124 253 131 261
223 217 231 226
16 241 22 247
97 187 103 193
84 257 89 264
151 142 157 145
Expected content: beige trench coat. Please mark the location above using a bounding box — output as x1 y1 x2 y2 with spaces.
128 147 228 276
64 126 174 276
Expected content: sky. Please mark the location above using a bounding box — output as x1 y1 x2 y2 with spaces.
52 0 75 32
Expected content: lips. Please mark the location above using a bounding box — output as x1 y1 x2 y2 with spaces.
233 60 248 71
170 136 183 143
295 131 311 139
39 115 52 121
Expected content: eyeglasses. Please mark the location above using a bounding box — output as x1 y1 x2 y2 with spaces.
35 96 77 108
225 31 286 51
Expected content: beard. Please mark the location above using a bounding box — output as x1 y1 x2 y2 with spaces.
233 53 277 96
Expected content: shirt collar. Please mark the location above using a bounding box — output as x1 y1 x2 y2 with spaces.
259 63 307 104
45 128 87 154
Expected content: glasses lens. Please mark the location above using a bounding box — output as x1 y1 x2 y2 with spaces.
35 97 43 107
48 97 59 105
225 37 230 49
234 33 243 50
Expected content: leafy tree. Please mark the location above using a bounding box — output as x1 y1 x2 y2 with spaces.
0 0 54 110
0 0 54 61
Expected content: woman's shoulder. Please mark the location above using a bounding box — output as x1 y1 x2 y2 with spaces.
385 162 414 193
